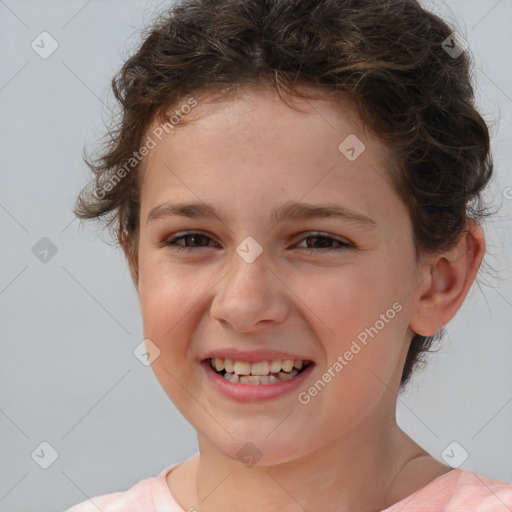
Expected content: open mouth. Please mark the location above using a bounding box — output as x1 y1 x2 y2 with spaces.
206 357 314 385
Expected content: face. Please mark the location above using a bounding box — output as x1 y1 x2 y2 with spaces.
132 86 424 465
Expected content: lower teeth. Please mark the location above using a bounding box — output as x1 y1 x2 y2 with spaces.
221 369 300 385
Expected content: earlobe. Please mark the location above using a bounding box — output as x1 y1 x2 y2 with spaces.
408 221 485 337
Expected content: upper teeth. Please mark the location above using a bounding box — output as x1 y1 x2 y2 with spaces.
211 358 306 376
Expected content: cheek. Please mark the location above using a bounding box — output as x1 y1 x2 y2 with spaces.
137 260 197 350
293 264 407 378
290 265 389 340
137 262 204 406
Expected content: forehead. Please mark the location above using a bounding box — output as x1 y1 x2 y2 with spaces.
147 84 372 144
138 86 402 229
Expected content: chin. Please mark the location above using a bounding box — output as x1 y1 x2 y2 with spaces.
210 434 308 468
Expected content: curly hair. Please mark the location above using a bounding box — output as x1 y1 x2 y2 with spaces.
74 0 494 390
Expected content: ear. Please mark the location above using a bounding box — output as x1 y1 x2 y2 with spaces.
119 228 139 290
409 220 486 337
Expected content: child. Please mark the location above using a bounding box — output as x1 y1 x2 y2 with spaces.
66 0 511 510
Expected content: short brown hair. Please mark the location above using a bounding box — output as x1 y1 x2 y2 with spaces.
74 0 494 389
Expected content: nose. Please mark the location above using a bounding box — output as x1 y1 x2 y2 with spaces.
209 248 289 332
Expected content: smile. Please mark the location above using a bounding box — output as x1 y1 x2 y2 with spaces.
208 357 313 385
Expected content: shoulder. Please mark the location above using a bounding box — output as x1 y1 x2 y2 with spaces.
383 468 512 512
444 469 512 511
62 467 173 512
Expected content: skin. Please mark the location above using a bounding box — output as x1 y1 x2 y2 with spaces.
121 85 485 512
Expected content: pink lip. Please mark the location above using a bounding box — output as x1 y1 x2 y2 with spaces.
200 347 314 364
200 359 315 402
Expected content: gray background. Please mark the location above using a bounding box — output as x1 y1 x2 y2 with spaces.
0 1 511 511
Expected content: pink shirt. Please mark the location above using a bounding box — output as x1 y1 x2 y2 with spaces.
64 463 512 511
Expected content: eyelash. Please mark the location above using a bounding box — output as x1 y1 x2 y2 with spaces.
163 231 353 254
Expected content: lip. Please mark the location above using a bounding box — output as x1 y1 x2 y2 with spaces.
200 347 314 364
200 359 315 402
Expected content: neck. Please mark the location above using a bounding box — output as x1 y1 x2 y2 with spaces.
192 414 424 512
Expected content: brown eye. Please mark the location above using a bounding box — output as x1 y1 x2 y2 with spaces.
295 233 353 253
164 232 216 252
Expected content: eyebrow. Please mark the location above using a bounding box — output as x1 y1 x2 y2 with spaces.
147 200 377 231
